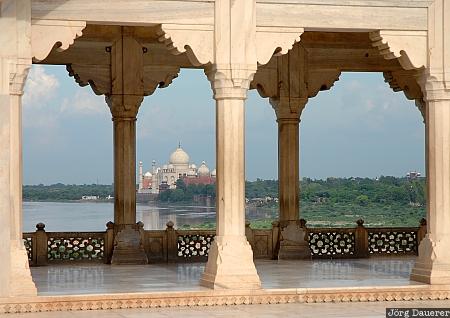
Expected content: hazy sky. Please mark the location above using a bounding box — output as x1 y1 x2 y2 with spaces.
22 65 425 185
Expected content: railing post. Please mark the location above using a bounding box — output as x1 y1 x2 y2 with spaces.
417 218 427 248
300 218 312 259
271 221 280 260
354 219 369 258
104 221 114 264
166 221 177 263
245 220 254 250
34 223 47 266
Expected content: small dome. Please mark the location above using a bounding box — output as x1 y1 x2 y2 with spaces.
168 164 174 169
198 161 210 177
169 147 190 165
144 171 152 178
190 163 197 169
163 164 168 169
211 169 216 177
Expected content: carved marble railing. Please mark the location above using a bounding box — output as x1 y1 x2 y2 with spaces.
307 227 356 258
306 219 427 259
23 219 427 265
23 223 110 265
367 227 420 255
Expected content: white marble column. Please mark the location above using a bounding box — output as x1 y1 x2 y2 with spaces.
411 77 450 284
200 67 261 289
0 58 36 297
0 0 36 297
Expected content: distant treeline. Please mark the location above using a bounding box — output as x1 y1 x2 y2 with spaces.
157 179 216 202
246 176 426 206
23 176 426 206
23 183 113 201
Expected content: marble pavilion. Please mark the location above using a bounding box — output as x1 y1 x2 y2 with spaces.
1 0 450 312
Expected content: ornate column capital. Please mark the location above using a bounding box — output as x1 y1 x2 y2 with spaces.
252 43 339 123
106 94 143 120
419 73 450 102
205 64 256 100
9 58 31 96
270 97 307 123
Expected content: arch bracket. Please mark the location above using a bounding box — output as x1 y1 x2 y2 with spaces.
31 19 86 62
370 30 427 71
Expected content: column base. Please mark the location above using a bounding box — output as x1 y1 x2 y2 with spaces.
410 234 450 285
411 235 450 284
10 240 37 296
278 221 311 260
200 236 261 289
111 226 148 265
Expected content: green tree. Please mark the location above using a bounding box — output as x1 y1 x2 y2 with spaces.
176 178 186 191
356 195 369 206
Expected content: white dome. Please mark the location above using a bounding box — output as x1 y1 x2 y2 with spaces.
144 171 152 178
168 164 174 169
169 147 190 165
190 163 197 169
198 161 210 177
211 169 216 177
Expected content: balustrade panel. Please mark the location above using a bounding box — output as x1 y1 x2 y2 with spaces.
368 228 418 255
308 229 355 258
46 232 105 261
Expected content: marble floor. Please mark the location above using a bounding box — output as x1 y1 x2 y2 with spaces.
6 300 450 318
31 256 422 295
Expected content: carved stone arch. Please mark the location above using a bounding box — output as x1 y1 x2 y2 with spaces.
369 30 427 71
31 20 86 62
158 24 303 68
255 27 304 66
157 24 213 67
67 63 180 97
143 65 181 95
250 57 278 99
383 70 425 120
66 64 110 96
306 69 341 98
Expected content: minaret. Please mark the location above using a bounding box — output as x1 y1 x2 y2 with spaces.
151 160 159 194
138 161 143 191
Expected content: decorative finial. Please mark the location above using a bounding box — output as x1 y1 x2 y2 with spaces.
178 141 181 148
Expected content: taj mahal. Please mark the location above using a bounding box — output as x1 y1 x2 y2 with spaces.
138 145 216 194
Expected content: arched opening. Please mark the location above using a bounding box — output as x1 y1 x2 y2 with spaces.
135 69 216 230
300 72 425 228
22 64 114 232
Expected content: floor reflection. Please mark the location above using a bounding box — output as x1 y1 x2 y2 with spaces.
30 256 422 295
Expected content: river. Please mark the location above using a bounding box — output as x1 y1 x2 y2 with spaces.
22 201 277 232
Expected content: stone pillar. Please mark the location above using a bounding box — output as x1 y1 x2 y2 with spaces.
200 67 261 289
106 29 148 265
411 77 450 284
271 97 310 259
0 58 37 297
107 95 148 265
65 27 180 265
111 100 139 226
